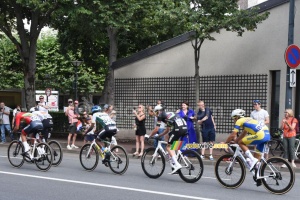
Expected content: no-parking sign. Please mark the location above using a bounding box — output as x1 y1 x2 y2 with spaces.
285 44 300 68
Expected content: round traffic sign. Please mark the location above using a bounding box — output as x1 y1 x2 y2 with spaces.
285 44 300 68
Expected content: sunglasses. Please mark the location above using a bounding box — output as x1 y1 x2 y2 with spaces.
68 101 73 103
39 98 44 100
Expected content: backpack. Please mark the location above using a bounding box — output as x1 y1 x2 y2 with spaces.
292 117 299 133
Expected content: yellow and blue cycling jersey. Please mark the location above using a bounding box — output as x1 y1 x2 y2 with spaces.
233 117 270 153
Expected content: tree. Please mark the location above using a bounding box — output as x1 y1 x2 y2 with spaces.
54 0 184 105
0 0 73 109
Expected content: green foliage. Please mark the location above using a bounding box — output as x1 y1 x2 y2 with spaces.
0 33 106 94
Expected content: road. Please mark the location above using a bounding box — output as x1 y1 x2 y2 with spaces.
0 146 299 200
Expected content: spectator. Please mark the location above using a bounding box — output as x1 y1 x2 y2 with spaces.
148 100 166 149
280 109 297 168
65 99 79 150
251 99 270 159
251 100 269 126
133 104 146 157
197 100 216 160
37 95 49 113
12 105 21 128
176 101 197 147
79 111 94 145
104 104 117 121
0 102 13 143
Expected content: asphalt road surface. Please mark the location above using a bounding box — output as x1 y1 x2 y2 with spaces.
0 146 299 200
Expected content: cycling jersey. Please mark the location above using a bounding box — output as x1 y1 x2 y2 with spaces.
233 117 270 152
14 112 43 136
92 112 117 140
157 111 187 144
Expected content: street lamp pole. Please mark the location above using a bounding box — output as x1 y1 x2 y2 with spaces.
71 61 83 101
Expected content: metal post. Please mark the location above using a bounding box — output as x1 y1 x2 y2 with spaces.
285 0 295 109
71 61 83 101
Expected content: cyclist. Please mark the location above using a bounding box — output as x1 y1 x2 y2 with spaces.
86 105 117 165
30 107 53 142
12 111 43 155
225 109 270 171
149 104 187 174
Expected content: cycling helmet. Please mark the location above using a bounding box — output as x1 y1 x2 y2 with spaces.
231 109 245 119
153 104 163 112
29 107 38 112
91 105 101 113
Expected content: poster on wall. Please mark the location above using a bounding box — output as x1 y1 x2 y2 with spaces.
35 90 59 112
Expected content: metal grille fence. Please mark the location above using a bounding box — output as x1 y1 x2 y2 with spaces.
115 74 268 135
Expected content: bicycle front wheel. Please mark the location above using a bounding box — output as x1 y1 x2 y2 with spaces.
261 157 295 195
34 143 53 172
215 155 246 189
79 144 99 171
177 150 204 183
48 140 63 166
7 141 25 168
108 145 129 175
141 147 165 179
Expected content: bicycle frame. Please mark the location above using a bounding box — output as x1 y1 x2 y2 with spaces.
228 144 281 181
150 140 189 167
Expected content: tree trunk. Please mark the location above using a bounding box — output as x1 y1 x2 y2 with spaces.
193 37 204 143
99 27 118 105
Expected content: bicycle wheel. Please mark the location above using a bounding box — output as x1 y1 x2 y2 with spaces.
215 155 246 189
177 150 203 183
48 140 63 166
141 147 165 179
79 144 99 171
261 157 295 194
7 141 25 168
268 139 284 157
34 143 53 171
108 145 129 175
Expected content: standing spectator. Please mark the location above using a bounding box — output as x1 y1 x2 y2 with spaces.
148 100 165 149
251 99 270 159
37 95 50 113
0 102 13 143
65 99 79 149
12 105 21 128
176 101 197 147
79 111 94 145
104 104 117 121
133 104 146 157
251 100 269 126
197 100 216 160
280 109 297 168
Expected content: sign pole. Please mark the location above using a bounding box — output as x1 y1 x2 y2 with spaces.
285 0 295 109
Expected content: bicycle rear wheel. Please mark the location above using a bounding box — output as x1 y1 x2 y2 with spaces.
7 141 25 168
34 143 53 171
261 157 295 194
141 147 165 179
177 150 203 183
79 144 99 171
48 140 63 166
108 145 129 175
215 155 246 189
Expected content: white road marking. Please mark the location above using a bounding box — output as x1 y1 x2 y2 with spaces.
0 171 217 200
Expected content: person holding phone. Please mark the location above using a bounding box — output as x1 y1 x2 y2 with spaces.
176 101 197 149
197 100 216 160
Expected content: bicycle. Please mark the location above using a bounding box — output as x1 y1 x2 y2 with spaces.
268 128 284 157
7 136 53 172
268 128 300 159
141 136 204 183
79 135 129 174
215 143 295 195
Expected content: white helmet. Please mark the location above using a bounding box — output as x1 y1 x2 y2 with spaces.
231 109 245 119
29 107 37 112
153 104 163 112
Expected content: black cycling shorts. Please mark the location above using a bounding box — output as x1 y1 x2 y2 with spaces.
98 125 117 141
167 130 187 145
